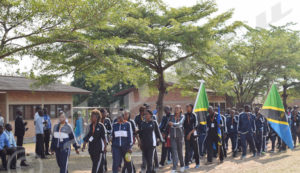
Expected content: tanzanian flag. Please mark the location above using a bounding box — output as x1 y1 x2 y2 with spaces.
193 82 209 125
260 84 294 149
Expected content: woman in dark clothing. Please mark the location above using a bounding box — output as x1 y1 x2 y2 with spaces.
138 110 164 173
82 109 107 173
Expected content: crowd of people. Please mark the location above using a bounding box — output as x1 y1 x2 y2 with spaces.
68 103 300 173
0 103 299 173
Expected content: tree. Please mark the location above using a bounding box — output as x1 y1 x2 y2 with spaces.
268 25 300 109
71 74 133 107
176 25 297 108
28 0 241 120
111 0 241 119
0 0 124 61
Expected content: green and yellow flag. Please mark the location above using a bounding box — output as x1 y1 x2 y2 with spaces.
193 82 209 125
260 84 293 149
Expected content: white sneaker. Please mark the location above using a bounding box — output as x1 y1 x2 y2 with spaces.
180 167 185 173
171 170 177 173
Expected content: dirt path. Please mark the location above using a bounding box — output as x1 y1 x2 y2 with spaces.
6 143 300 173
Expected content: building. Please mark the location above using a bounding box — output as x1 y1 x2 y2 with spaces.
0 76 90 139
111 83 227 116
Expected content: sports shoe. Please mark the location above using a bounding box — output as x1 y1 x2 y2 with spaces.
167 160 172 165
240 155 246 160
180 167 185 172
195 165 200 168
205 162 213 165
185 166 189 170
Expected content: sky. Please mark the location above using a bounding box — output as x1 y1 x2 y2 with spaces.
1 0 300 82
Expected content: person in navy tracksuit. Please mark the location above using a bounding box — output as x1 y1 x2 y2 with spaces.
291 105 300 147
82 109 107 173
51 112 79 173
254 107 269 155
138 110 164 173
226 108 238 157
238 105 256 159
268 125 277 152
112 115 134 173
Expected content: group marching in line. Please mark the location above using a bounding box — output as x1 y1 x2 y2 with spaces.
54 103 300 173
0 103 299 173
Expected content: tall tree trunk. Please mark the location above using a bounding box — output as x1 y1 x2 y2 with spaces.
282 85 288 110
156 70 166 122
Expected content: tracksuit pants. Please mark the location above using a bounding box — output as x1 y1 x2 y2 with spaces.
240 133 256 156
142 146 155 173
255 131 264 153
112 146 134 173
160 143 171 165
90 151 104 173
171 136 184 170
184 136 199 166
198 133 207 157
227 133 238 156
207 133 223 162
269 134 277 151
44 129 51 154
55 148 70 173
292 129 300 146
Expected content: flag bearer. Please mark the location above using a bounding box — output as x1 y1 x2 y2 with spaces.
82 109 107 173
205 106 224 165
50 112 80 173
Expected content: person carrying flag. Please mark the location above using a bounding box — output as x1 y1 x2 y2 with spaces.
205 106 224 165
193 82 209 159
238 105 257 160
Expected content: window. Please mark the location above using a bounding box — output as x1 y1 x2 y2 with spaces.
44 104 71 118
